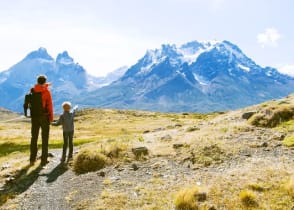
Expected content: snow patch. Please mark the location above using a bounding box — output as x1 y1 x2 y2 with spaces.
193 73 209 85
238 64 250 72
177 48 205 64
57 57 74 65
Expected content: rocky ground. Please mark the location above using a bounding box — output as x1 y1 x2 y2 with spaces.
1 95 294 209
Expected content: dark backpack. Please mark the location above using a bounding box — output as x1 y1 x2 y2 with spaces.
23 88 45 117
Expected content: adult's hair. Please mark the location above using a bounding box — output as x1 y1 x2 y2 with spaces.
37 75 47 85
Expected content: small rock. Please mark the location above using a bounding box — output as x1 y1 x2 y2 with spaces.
153 128 165 132
131 163 139 171
274 143 282 147
272 133 286 141
48 153 54 158
175 124 183 127
242 111 256 120
132 147 149 157
151 162 161 169
173 143 184 149
98 171 106 177
143 130 150 134
1 163 11 170
3 173 13 178
5 176 15 183
261 142 268 147
161 134 172 141
110 176 120 181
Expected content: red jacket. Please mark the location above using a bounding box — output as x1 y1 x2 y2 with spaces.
34 84 54 122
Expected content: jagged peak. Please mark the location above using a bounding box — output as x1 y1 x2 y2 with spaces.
24 47 53 61
56 51 74 64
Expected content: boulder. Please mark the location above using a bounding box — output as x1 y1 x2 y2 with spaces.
242 111 256 120
132 147 149 157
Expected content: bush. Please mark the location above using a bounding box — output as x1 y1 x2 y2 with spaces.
249 105 294 127
186 126 200 132
248 183 266 192
282 136 294 147
73 148 107 174
175 186 204 210
104 142 128 159
239 190 257 207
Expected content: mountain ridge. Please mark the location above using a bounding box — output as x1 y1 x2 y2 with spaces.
79 40 294 112
0 40 293 113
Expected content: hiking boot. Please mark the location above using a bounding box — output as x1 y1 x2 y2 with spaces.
30 160 36 166
60 156 66 162
40 160 49 166
67 156 73 162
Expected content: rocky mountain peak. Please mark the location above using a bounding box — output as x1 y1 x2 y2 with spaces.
24 47 53 61
56 51 74 65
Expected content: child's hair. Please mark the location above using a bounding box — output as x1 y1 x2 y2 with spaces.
62 101 72 108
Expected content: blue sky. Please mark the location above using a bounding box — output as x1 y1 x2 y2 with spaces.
0 0 293 76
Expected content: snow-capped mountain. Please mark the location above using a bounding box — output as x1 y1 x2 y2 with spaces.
0 48 123 112
81 40 294 112
1 40 294 113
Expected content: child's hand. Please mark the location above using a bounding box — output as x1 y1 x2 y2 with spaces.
51 120 58 126
73 105 78 111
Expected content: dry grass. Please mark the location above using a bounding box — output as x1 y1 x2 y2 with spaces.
174 186 202 210
73 148 107 174
282 135 294 147
248 104 294 127
239 190 257 207
2 95 294 209
285 175 294 197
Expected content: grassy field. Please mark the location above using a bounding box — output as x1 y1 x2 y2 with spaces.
1 96 294 209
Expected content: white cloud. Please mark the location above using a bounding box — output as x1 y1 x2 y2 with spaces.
278 65 294 77
257 28 281 48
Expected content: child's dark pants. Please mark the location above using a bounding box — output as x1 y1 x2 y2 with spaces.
62 131 74 159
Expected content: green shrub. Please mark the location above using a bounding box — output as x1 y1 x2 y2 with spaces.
73 148 107 174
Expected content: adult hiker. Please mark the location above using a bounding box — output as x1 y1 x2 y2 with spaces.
24 75 54 166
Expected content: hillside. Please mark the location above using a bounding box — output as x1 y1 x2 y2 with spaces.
0 95 294 209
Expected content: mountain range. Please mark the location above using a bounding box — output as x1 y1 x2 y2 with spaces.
0 40 294 113
77 40 294 112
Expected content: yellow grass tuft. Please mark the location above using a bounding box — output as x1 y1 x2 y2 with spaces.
239 190 257 207
285 176 294 197
174 186 205 210
73 148 107 174
282 136 294 147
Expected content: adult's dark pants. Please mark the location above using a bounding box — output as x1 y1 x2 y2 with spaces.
62 131 74 158
30 115 50 163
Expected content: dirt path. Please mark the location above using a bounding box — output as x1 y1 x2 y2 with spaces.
2 149 104 210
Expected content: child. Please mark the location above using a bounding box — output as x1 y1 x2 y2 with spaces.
52 101 77 162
